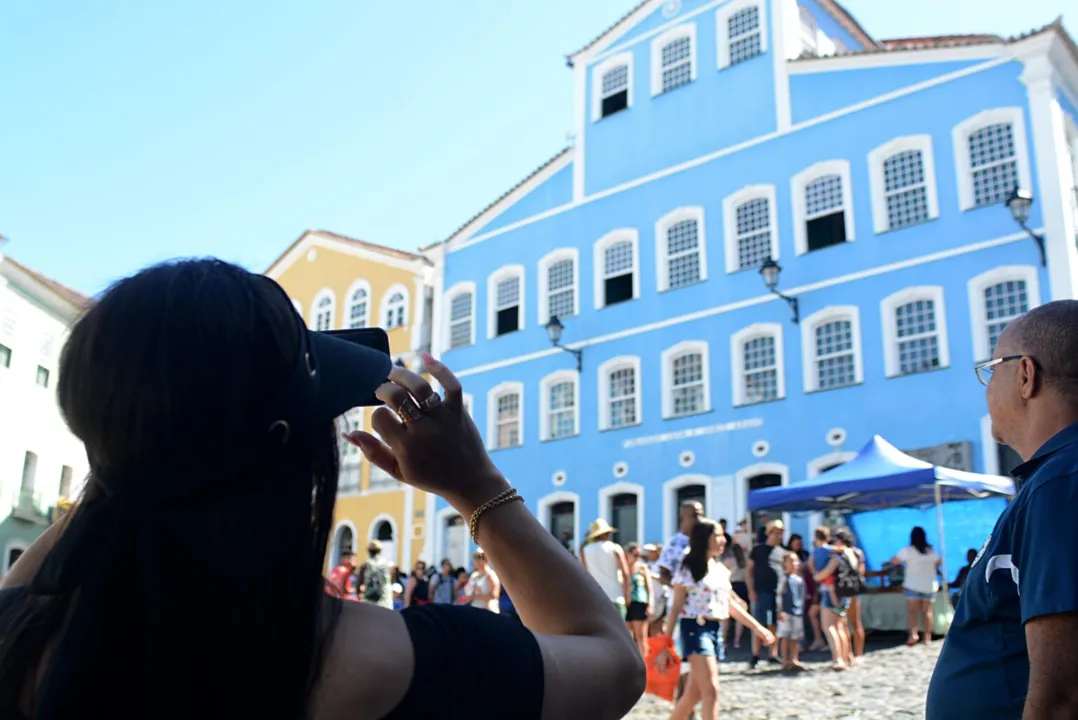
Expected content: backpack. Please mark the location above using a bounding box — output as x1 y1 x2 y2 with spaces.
363 560 386 603
834 551 866 598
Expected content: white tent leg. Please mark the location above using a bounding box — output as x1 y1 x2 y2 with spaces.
935 483 949 597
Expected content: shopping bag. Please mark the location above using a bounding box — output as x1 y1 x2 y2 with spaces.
645 635 681 702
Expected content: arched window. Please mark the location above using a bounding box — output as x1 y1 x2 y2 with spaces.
487 382 524 450
594 230 639 309
487 265 525 338
540 370 580 441
346 280 371 328
718 1 768 69
655 207 707 291
792 160 854 255
801 306 864 392
651 24 697 95
444 282 476 351
731 323 785 406
967 266 1040 361
598 357 642 430
723 185 778 273
311 289 336 331
538 249 578 324
661 341 711 418
952 107 1031 211
868 135 940 233
382 285 409 330
881 286 950 377
592 53 633 121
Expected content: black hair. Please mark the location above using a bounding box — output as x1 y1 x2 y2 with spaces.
788 533 804 551
723 533 746 569
683 519 720 583
966 548 978 563
0 259 341 719
910 526 931 554
834 528 855 547
756 525 768 544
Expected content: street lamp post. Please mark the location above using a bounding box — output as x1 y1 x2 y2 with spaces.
544 315 583 372
759 258 799 325
1004 188 1046 266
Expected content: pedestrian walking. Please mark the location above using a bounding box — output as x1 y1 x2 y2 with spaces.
358 540 393 609
465 549 500 613
581 519 631 620
745 520 785 668
776 551 806 671
929 301 1078 719
328 550 358 600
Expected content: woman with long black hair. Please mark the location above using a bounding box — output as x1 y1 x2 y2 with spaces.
0 259 643 720
890 525 942 645
660 519 774 720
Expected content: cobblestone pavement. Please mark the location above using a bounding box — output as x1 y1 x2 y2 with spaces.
626 635 941 719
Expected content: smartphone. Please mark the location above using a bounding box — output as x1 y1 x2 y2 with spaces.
324 328 391 406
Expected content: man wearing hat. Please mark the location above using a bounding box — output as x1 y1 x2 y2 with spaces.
746 519 787 668
357 540 393 609
580 519 631 619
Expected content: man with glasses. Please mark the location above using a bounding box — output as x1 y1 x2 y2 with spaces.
927 301 1078 719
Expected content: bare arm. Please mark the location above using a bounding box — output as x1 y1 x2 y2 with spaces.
0 521 63 589
659 567 672 587
745 556 756 601
489 571 501 600
404 577 416 608
815 557 839 583
614 546 631 601
663 585 688 637
643 564 653 609
1024 613 1078 719
730 601 775 645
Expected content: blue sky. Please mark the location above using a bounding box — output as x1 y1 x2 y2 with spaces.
0 0 1069 296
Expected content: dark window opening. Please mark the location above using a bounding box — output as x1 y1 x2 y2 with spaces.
0 344 10 369
601 90 629 118
6 548 23 572
376 521 394 542
806 212 846 252
610 493 638 546
997 443 1023 477
675 484 707 531
550 501 576 552
747 473 782 535
35 366 50 388
604 274 634 306
337 527 354 557
496 306 519 336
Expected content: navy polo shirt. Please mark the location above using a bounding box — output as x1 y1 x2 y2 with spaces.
926 423 1078 719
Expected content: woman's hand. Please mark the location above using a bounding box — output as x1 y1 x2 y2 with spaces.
758 629 777 647
344 355 509 513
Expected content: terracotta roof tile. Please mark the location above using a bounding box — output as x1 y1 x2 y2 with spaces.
265 229 428 275
815 0 879 50
4 257 90 308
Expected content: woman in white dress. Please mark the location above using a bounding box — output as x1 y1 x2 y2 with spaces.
890 526 942 645
659 519 775 720
465 549 501 613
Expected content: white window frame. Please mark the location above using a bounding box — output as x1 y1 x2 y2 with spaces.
967 265 1041 362
344 278 372 329
537 248 580 325
591 52 634 122
291 298 303 319
486 381 524 450
801 306 864 393
367 513 399 566
661 340 711 418
339 408 365 467
461 392 474 417
536 491 581 553
598 356 643 431
650 23 698 96
380 283 410 331
310 288 336 331
952 107 1032 212
730 322 785 406
539 369 581 441
867 135 941 234
2 540 28 575
723 184 779 273
655 206 708 292
791 160 856 256
734 462 791 536
880 285 951 378
593 229 641 309
443 281 476 352
598 482 646 546
487 265 526 339
329 520 359 569
662 474 712 541
716 0 769 70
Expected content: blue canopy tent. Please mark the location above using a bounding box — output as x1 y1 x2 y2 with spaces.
748 435 1016 594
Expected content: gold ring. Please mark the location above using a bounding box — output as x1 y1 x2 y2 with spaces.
420 394 442 410
397 398 422 423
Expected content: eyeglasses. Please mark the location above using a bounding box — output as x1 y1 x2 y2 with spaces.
974 355 1025 385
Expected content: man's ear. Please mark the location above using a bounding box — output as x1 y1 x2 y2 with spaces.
1019 356 1039 400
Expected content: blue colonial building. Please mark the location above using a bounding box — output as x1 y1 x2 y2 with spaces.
423 0 1078 571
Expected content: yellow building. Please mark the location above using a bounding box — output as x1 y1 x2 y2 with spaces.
266 229 436 574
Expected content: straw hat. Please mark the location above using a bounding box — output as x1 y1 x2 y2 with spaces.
585 518 618 542
766 519 785 533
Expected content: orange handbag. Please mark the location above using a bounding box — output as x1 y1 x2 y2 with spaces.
645 635 681 702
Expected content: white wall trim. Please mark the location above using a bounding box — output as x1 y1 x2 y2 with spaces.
722 184 779 273
266 231 431 279
598 481 646 546
454 230 1035 378
655 206 708 292
880 285 951 377
537 248 580 325
2 540 28 575
730 322 785 406
598 355 643 431
800 305 864 393
791 159 855 255
966 265 1041 362
343 278 372 329
593 229 641 309
449 57 1008 254
788 43 1005 75
734 462 791 535
660 339 712 418
867 134 940 234
980 415 1000 476
650 22 698 96
952 106 1033 212
592 51 635 122
367 513 399 567
716 0 769 70
539 369 581 441
536 490 581 553
486 264 526 339
461 391 474 418
486 380 524 450
310 287 336 331
379 283 410 331
663 473 712 541
432 505 464 567
443 280 477 352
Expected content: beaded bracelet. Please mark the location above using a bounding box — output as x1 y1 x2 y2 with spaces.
469 487 523 543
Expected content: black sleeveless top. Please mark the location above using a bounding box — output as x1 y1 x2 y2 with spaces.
0 587 543 719
411 573 430 603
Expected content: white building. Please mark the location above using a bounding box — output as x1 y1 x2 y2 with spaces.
0 251 89 575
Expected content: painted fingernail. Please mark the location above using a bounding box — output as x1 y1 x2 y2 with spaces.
422 352 436 365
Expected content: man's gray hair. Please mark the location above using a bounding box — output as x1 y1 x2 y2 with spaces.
1011 300 1078 398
